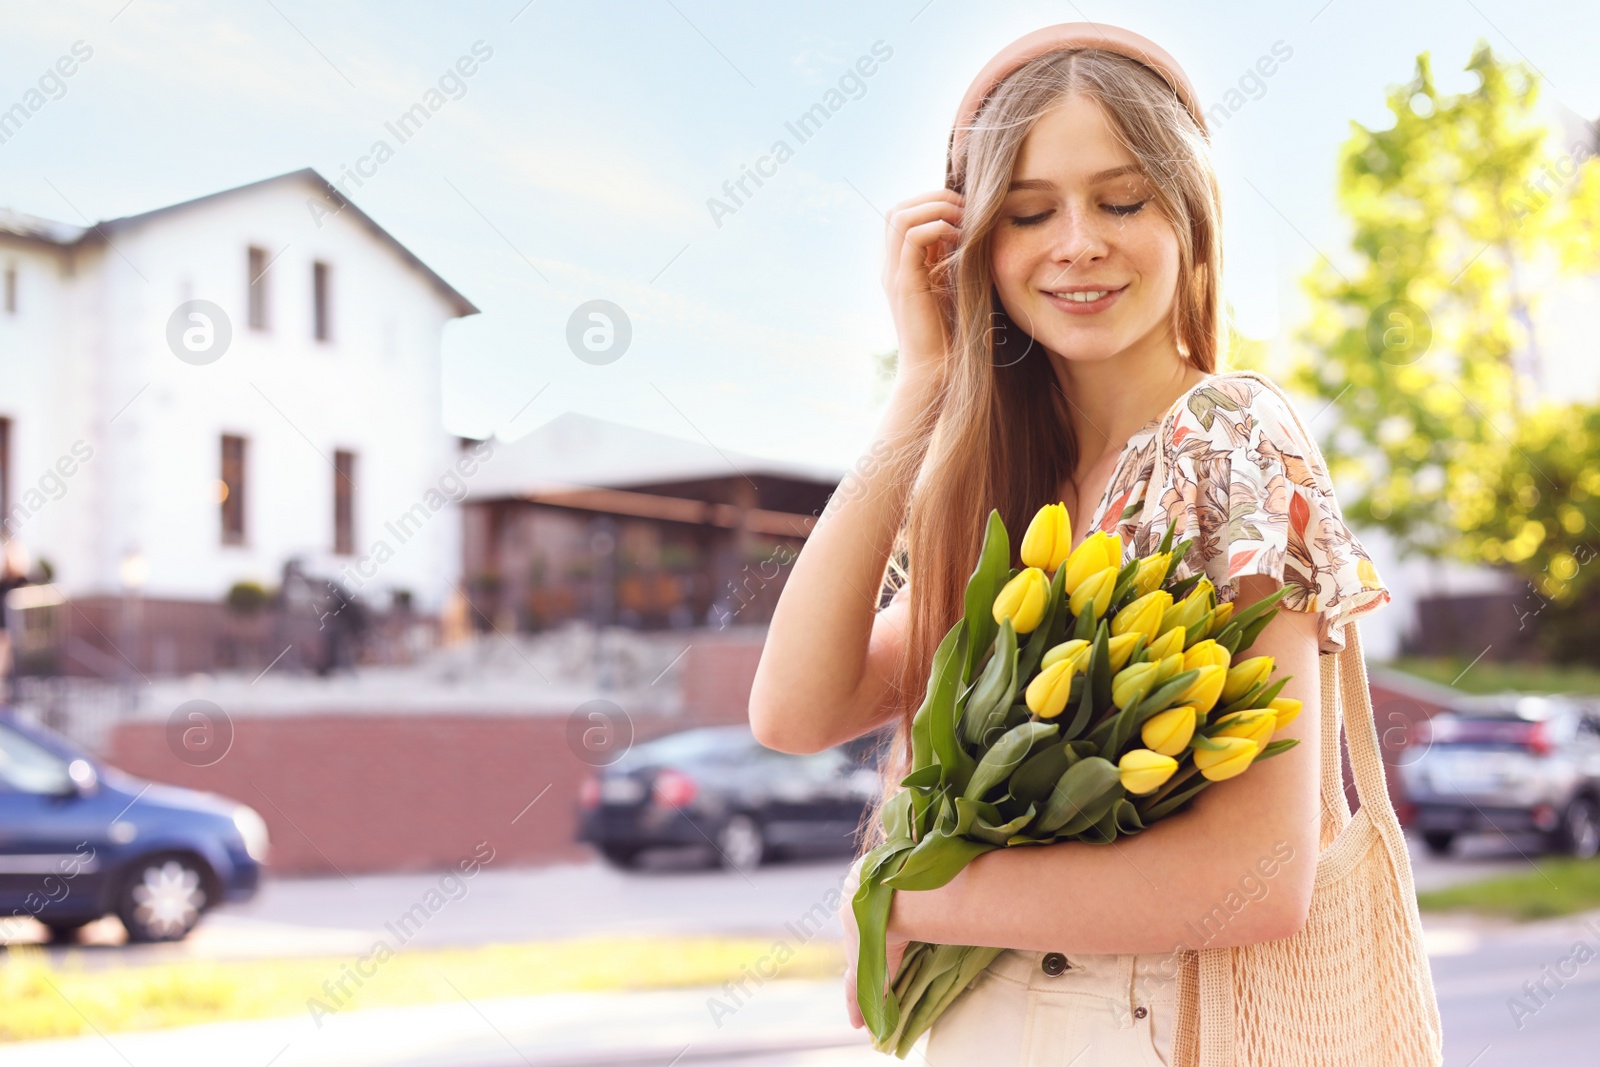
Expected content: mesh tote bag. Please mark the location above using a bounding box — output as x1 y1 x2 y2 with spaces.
1142 371 1444 1066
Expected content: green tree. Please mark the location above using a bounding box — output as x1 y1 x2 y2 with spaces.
1293 43 1600 659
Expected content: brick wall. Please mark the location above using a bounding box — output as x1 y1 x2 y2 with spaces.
681 629 767 726
106 711 714 876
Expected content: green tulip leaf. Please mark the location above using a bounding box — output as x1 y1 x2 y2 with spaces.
1252 737 1301 762
882 831 1001 891
964 721 1058 801
1009 740 1078 804
1033 755 1121 834
962 510 1009 685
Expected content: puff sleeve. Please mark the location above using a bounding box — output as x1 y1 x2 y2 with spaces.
1153 375 1390 656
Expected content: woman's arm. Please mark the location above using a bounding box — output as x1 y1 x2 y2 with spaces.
885 574 1324 953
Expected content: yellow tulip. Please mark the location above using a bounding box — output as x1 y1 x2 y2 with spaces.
1021 503 1073 572
1063 532 1121 595
1209 601 1235 630
1132 553 1171 598
1221 656 1275 705
1174 663 1226 717
1112 661 1162 710
1107 632 1142 673
1194 736 1258 781
1158 585 1213 638
1141 705 1196 756
1025 658 1079 719
1182 638 1230 672
1268 697 1302 730
1112 589 1171 642
1069 566 1118 620
1119 749 1179 795
1210 709 1276 748
1042 639 1090 671
1144 626 1185 662
1154 652 1184 683
993 567 1050 634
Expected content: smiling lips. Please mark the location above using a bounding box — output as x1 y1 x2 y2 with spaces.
1042 284 1128 315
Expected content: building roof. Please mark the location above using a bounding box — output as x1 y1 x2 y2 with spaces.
0 169 478 316
0 207 88 244
467 410 849 500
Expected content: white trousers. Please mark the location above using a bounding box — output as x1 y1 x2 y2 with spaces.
920 948 1177 1067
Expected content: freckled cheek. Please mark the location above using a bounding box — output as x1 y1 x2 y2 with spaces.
988 241 1036 303
1122 223 1182 294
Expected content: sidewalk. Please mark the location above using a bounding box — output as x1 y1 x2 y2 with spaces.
0 979 896 1067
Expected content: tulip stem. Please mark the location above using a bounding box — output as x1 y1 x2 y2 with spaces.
1142 763 1200 809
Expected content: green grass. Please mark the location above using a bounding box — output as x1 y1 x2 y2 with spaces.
1415 856 1600 921
0 934 845 1044
1385 656 1600 697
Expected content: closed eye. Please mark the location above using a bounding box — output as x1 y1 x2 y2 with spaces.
1010 211 1051 227
1008 200 1149 227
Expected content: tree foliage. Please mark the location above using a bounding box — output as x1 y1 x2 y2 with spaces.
1293 43 1600 658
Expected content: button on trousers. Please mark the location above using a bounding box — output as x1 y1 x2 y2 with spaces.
920 948 1177 1066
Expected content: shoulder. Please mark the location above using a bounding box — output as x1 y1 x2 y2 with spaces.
1166 371 1332 493
1149 370 1388 653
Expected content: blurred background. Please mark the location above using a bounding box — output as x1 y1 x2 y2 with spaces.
3 0 1600 1063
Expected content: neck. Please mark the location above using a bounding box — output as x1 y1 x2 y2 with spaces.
1050 326 1208 465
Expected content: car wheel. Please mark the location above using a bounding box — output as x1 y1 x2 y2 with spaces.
600 845 643 869
716 814 765 871
1422 830 1456 857
1556 796 1600 859
117 854 209 942
43 920 91 944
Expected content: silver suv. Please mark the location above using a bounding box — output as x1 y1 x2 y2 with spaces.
1400 694 1600 859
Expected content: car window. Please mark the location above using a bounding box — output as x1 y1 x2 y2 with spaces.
627 727 755 767
795 750 848 780
0 722 72 794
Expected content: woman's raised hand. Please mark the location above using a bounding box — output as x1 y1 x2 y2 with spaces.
881 190 963 392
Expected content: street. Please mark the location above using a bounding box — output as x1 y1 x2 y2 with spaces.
4 830 1597 1063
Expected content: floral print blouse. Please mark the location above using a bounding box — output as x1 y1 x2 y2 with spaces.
1088 369 1389 656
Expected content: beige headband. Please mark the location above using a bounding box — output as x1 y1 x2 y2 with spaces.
945 22 1207 191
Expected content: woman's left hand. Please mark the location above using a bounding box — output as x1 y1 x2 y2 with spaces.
840 856 912 1030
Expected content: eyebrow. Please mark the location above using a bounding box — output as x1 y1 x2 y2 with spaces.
1007 164 1143 192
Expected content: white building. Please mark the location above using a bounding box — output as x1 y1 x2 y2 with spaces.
0 168 477 643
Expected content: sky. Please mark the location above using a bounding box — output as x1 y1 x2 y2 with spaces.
3 0 1598 471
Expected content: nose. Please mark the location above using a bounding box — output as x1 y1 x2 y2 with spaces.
1045 204 1109 274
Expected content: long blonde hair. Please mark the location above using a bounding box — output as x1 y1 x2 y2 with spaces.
858 47 1224 853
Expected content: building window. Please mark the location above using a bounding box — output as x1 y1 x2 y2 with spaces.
0 417 11 530
312 261 331 341
4 268 15 314
247 246 269 330
220 434 247 545
333 449 356 555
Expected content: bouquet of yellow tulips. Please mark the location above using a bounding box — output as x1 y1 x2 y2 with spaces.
853 503 1301 1057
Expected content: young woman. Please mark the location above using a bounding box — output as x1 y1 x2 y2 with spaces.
749 24 1391 1066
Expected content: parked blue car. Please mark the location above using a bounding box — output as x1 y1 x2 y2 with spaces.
0 708 267 943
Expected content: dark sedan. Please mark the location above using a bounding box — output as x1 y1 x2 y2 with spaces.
0 708 267 943
576 724 881 870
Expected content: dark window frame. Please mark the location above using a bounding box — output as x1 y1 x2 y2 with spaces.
221 434 247 546
247 246 269 331
312 260 331 342
333 449 356 556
